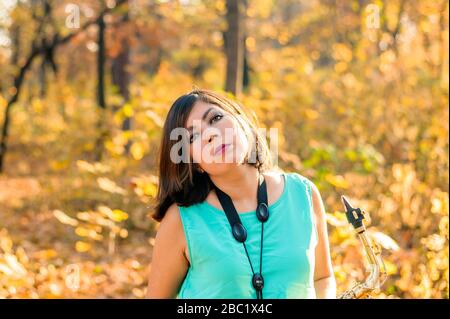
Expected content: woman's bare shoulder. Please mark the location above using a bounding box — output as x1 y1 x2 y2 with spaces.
262 169 285 187
158 203 181 228
156 203 190 264
262 169 285 205
156 204 184 249
147 203 190 298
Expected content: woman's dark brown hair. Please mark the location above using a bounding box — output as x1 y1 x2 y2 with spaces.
151 88 273 222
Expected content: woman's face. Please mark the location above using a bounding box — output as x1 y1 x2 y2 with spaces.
184 100 250 175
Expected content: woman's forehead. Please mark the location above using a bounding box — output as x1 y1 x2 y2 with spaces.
185 101 220 127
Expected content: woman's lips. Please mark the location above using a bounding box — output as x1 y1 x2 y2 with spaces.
214 143 230 155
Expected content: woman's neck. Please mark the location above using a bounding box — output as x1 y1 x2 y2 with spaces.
209 165 260 204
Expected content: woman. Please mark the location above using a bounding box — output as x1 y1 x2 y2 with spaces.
146 89 336 299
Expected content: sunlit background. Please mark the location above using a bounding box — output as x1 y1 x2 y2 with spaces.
0 0 448 298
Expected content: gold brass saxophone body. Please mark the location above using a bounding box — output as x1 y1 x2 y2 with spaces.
338 196 388 299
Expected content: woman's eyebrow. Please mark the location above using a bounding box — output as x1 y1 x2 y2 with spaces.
187 107 214 133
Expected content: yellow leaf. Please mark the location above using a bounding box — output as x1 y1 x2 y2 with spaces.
0 229 14 253
119 229 128 238
76 211 92 222
130 142 145 160
49 283 62 296
245 36 256 51
4 253 27 277
98 206 128 222
76 160 111 174
334 61 348 73
0 264 13 276
97 177 127 195
326 212 347 227
332 43 353 62
82 209 114 228
383 260 398 275
31 98 43 113
304 108 319 120
75 241 91 253
105 140 125 155
77 228 103 241
143 183 157 197
112 209 129 222
325 174 350 189
145 110 164 127
132 288 144 298
75 227 90 237
98 205 114 219
122 103 134 117
53 210 79 226
50 159 70 171
368 230 400 251
77 225 104 240
89 232 103 241
33 249 58 260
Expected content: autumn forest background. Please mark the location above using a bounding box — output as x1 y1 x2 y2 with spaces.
0 0 448 298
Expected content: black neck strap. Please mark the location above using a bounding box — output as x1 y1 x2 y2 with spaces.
213 173 268 237
211 172 269 299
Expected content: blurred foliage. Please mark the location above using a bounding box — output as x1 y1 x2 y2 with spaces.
0 0 448 298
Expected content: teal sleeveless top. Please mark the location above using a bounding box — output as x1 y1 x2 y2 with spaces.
176 172 318 299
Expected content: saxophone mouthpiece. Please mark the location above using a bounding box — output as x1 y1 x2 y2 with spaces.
341 195 365 232
341 195 354 212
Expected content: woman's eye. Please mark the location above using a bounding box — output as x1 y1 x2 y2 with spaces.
210 114 223 124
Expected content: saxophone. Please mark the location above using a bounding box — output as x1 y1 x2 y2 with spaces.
338 196 388 299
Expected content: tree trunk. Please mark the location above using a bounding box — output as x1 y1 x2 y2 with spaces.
0 47 41 172
97 14 106 110
111 3 132 154
243 32 250 92
39 57 47 98
224 0 245 96
95 13 107 162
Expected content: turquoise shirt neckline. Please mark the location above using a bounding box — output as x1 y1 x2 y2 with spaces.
201 172 289 216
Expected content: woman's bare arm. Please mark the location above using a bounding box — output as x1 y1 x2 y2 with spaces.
310 181 337 299
146 204 190 298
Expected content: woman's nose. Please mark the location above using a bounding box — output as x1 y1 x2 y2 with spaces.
205 134 217 147
203 127 220 144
